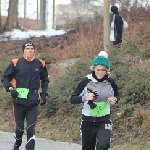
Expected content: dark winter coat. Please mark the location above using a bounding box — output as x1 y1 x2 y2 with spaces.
110 14 123 45
1 57 49 106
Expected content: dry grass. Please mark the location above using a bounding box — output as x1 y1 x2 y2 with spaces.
1 9 150 150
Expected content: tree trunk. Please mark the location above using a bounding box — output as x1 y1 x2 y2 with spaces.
24 0 27 29
37 0 39 29
0 0 1 27
40 0 46 30
103 0 110 52
52 0 55 29
6 0 19 30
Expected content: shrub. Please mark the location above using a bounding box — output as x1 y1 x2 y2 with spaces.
45 53 92 117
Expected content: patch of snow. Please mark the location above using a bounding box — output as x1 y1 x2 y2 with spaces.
0 29 66 41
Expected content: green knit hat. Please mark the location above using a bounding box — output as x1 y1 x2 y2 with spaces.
92 55 110 69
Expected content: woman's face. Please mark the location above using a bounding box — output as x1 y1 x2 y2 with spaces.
94 65 107 79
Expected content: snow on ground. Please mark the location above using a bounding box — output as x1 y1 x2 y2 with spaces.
0 29 66 41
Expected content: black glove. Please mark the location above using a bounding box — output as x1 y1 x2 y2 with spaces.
88 100 97 109
87 89 98 109
11 89 19 98
40 92 48 106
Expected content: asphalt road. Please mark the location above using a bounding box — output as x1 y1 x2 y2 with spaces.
0 131 82 150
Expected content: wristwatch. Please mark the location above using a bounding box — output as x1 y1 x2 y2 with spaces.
9 87 14 91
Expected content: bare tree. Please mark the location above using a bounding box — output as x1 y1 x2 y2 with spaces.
103 0 110 52
0 0 2 27
6 0 19 30
39 0 46 30
37 0 39 29
24 0 27 28
39 0 43 29
0 0 1 27
52 0 55 29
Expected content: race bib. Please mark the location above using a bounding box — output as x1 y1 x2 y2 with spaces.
16 88 29 99
90 102 107 116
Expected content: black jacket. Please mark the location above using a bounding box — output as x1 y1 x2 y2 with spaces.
110 14 123 44
70 73 120 122
1 57 49 106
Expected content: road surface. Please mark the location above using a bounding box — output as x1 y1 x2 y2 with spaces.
0 131 82 150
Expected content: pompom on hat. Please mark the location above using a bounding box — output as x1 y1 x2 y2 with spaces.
98 50 108 58
92 51 110 69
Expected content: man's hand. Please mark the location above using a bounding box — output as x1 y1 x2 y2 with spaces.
40 92 48 106
11 89 19 98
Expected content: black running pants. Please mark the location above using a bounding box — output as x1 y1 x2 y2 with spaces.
81 120 112 150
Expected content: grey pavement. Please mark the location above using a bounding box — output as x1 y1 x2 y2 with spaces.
0 131 82 150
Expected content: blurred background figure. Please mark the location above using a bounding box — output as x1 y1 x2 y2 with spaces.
110 5 123 46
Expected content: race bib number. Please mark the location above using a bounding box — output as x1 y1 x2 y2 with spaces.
16 88 29 99
90 102 107 116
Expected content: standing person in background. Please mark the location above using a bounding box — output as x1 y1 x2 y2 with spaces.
1 39 49 150
70 51 120 150
110 5 123 46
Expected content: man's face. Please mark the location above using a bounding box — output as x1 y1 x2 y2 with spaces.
23 46 35 58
